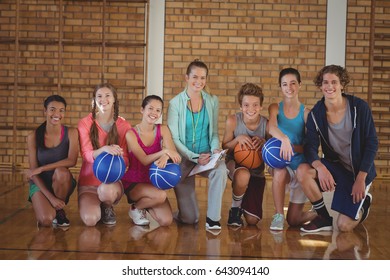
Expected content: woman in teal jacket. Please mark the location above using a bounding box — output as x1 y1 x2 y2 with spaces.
167 59 227 233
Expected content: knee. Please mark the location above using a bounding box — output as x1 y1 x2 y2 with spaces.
245 214 260 226
53 167 71 182
37 214 55 227
156 190 167 204
157 215 173 227
272 168 288 182
234 169 251 184
98 183 120 203
179 213 199 224
81 213 100 227
337 220 354 232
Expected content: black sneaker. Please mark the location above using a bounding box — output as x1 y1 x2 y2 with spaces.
227 207 243 227
300 215 333 233
101 205 116 225
359 193 372 224
53 209 70 227
206 217 221 230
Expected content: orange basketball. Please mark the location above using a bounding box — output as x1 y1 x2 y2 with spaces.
233 143 262 169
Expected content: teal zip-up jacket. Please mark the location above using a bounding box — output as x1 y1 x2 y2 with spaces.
167 89 220 163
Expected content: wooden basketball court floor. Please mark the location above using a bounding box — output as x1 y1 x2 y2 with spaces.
0 170 389 260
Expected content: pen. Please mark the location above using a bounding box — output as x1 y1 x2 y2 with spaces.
192 156 199 159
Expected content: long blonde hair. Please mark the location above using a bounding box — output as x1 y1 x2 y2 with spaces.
89 83 119 149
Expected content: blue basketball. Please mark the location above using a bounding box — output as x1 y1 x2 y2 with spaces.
93 152 126 183
262 137 293 169
149 162 182 190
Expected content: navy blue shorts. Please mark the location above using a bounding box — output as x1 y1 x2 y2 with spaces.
319 158 371 220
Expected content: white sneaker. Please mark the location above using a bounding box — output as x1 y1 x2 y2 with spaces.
128 206 150 226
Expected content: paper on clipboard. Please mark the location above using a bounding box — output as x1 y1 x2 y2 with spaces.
188 149 227 177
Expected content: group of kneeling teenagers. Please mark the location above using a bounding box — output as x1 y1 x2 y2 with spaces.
26 59 378 235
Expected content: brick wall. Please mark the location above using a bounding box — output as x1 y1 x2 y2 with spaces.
0 0 388 175
0 0 147 169
164 0 327 133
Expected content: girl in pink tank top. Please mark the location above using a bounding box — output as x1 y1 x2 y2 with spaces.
122 95 181 228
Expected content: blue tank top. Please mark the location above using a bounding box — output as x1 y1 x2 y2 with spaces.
277 102 306 170
185 105 210 153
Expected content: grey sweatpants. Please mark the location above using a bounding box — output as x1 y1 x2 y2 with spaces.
174 157 228 223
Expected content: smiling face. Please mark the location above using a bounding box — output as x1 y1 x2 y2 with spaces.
44 101 66 125
94 87 116 113
320 73 343 100
141 98 163 124
280 73 301 99
240 95 262 121
185 66 207 94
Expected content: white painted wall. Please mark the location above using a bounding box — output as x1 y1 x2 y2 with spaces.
326 0 347 67
147 0 165 98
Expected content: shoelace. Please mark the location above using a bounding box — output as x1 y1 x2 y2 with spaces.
139 209 147 219
57 210 66 220
105 207 115 218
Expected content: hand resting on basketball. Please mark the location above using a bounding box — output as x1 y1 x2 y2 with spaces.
251 136 266 152
279 135 294 162
235 134 255 150
154 149 181 169
103 144 123 156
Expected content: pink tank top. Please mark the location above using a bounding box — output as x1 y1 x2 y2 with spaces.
122 124 162 185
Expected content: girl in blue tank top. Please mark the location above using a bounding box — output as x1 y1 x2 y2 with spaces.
268 68 316 232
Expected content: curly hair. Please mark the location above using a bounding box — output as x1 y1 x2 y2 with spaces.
314 65 350 92
237 83 264 106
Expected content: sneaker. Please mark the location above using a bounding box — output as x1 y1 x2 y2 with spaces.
300 215 333 233
128 205 150 226
270 213 284 231
206 217 221 230
101 205 116 225
359 193 372 224
227 207 243 227
52 209 70 227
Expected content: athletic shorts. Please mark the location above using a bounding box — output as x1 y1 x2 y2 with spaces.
268 166 308 204
242 176 266 220
123 182 138 204
319 158 372 220
28 178 76 204
226 159 266 220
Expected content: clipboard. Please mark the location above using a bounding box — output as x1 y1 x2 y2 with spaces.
188 150 227 177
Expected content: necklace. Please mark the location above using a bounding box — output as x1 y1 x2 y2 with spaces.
189 96 202 149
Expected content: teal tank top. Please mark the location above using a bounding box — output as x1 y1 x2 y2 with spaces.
277 102 306 170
